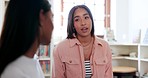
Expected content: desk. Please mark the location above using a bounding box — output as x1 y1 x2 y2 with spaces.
113 66 137 78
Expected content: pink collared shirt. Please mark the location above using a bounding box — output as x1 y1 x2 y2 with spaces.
52 36 113 78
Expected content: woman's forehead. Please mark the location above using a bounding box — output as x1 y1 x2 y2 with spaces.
74 8 88 16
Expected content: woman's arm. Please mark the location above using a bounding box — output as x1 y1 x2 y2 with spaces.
52 47 66 78
105 43 113 78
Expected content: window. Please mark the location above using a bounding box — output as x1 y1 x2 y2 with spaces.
52 0 111 43
61 0 110 35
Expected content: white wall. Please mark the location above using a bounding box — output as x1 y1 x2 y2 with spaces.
114 0 129 43
110 0 116 33
0 0 5 35
129 0 148 43
113 0 148 43
52 0 63 45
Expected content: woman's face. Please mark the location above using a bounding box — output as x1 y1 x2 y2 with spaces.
39 10 54 45
73 8 92 38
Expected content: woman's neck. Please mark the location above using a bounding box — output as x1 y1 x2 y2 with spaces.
24 39 39 58
77 35 93 47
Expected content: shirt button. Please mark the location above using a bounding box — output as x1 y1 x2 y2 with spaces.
103 60 106 63
69 60 72 63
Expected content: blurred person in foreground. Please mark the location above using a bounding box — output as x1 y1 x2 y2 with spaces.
0 0 54 78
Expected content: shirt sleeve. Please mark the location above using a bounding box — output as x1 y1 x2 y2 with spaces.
105 42 113 78
52 46 66 78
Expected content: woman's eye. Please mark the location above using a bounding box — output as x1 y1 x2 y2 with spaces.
74 19 79 22
85 16 89 19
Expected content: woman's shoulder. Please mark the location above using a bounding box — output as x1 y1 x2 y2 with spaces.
54 38 78 51
53 39 70 50
95 36 109 45
1 61 25 78
55 39 69 46
1 56 43 78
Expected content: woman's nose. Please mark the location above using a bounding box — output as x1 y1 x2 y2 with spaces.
81 19 86 26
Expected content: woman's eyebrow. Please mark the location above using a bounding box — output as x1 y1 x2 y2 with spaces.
74 16 79 19
74 13 89 19
83 13 89 16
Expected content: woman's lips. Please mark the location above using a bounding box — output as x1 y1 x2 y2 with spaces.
81 27 88 33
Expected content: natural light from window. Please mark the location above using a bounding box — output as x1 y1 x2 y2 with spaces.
53 0 114 44
62 0 105 35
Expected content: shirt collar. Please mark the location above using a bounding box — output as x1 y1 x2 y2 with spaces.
69 38 81 47
69 36 104 47
94 36 104 47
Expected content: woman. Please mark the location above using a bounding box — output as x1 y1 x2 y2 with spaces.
0 0 53 78
52 5 113 78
